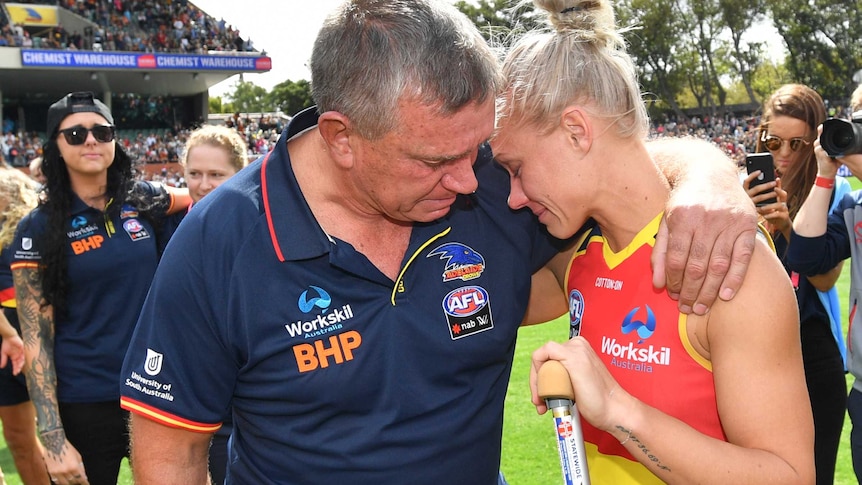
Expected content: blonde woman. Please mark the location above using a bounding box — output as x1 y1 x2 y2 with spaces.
0 167 49 485
491 0 815 483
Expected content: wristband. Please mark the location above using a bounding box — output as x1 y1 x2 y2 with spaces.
815 176 835 189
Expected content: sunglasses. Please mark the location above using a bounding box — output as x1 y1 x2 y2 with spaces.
762 134 811 152
58 125 116 145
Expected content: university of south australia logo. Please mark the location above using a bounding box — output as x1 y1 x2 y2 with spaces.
144 348 163 376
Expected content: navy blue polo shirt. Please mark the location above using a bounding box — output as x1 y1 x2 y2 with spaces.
11 182 170 402
120 108 565 485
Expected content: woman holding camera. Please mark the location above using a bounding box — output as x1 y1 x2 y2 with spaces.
745 83 849 485
789 82 862 485
10 92 189 485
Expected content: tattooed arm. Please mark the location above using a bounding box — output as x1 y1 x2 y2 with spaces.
13 266 88 484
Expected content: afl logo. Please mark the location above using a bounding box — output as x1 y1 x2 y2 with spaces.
621 305 657 343
569 289 585 338
443 286 488 317
123 219 143 233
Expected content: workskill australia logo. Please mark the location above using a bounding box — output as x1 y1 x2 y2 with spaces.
67 215 98 240
442 285 493 340
286 286 355 339
621 305 656 343
298 285 331 313
427 242 486 282
71 216 88 229
569 289 585 338
600 304 671 372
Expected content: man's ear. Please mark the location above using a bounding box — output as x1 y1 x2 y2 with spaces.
561 106 591 153
317 111 355 168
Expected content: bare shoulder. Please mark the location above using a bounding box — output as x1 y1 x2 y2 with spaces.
707 237 798 343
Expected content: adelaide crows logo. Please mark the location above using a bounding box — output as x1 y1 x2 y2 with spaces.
621 305 656 344
427 243 486 282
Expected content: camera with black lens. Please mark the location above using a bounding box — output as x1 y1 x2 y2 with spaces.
821 110 862 157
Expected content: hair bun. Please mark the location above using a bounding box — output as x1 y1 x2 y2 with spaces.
539 0 621 49
559 1 600 16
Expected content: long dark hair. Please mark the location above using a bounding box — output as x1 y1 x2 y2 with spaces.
35 137 162 319
755 84 826 224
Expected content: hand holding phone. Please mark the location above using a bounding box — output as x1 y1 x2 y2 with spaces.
745 152 778 206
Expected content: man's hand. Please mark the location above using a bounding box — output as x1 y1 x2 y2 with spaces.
653 186 757 315
648 137 758 315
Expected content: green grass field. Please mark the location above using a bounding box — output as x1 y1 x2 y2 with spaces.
0 180 859 484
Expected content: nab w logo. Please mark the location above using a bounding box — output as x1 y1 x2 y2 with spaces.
298 286 331 313
621 305 656 344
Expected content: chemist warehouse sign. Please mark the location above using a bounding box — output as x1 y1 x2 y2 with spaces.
21 49 272 72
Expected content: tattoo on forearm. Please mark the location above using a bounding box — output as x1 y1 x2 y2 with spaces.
40 428 68 458
615 425 671 472
13 268 65 451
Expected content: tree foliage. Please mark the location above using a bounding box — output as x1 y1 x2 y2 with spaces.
267 79 314 116
463 0 862 118
213 78 314 117
226 78 270 113
216 0 862 121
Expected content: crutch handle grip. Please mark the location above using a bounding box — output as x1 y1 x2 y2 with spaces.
537 360 575 401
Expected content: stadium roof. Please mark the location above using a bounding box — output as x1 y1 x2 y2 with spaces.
0 48 271 100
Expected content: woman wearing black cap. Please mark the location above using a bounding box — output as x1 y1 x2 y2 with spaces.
9 92 190 485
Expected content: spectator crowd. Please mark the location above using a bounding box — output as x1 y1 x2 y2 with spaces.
649 102 858 169
0 0 258 55
6 103 860 186
2 111 284 187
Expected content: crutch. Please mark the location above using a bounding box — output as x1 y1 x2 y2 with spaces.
537 359 591 485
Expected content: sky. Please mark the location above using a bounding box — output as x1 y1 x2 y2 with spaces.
190 0 786 98
191 0 345 96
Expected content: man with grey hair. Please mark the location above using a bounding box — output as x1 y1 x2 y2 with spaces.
119 1 756 483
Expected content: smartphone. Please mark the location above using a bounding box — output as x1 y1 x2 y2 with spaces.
745 152 777 206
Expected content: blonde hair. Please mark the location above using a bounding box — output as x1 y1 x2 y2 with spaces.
0 168 39 249
497 0 647 138
851 83 862 112
181 125 249 173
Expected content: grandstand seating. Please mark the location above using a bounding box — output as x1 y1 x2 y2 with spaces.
0 1 257 55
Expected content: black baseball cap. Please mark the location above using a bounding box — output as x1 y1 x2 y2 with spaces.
46 92 114 137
